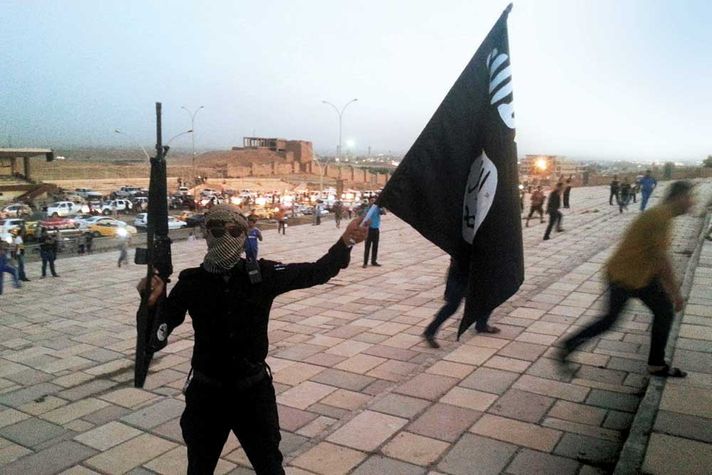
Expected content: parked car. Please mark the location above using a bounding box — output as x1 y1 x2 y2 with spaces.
47 201 85 217
185 213 207 228
87 221 137 238
114 186 143 198
2 203 33 217
178 186 190 195
74 188 103 200
100 199 133 215
132 196 149 211
0 218 25 235
76 215 125 230
134 214 187 230
170 194 196 210
37 217 83 239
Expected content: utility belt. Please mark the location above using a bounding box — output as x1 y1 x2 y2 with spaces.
185 363 272 393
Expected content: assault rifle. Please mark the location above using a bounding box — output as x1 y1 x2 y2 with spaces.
134 102 173 387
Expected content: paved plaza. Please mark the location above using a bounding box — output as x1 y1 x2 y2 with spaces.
0 184 710 474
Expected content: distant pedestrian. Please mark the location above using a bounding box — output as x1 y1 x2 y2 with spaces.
525 186 546 227
38 229 59 278
0 243 21 295
563 176 573 208
362 197 383 268
543 182 564 240
618 178 632 213
315 201 322 226
558 181 694 378
13 231 29 281
77 233 87 255
84 232 94 254
609 175 620 205
275 207 287 235
422 258 499 348
333 201 343 229
245 216 263 261
639 169 657 211
118 235 131 267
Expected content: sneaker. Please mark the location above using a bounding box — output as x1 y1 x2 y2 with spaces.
371 262 382 267
52 274 60 278
362 264 367 268
475 325 501 334
543 236 550 240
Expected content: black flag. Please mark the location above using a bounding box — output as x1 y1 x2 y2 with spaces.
378 4 523 337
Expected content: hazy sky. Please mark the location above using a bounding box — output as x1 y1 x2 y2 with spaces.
1 0 710 161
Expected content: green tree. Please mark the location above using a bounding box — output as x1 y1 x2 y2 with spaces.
703 155 712 168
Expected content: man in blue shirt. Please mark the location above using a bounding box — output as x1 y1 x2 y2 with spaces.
639 169 657 211
362 197 383 268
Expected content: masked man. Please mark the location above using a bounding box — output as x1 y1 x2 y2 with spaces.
139 205 368 474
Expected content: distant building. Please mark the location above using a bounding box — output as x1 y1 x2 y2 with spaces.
519 155 583 182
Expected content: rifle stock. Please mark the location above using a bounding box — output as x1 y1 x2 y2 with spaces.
134 102 173 388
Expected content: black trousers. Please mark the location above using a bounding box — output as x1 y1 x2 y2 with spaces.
364 228 380 265
277 220 286 235
563 188 571 208
563 279 674 366
543 211 563 238
181 378 284 475
40 250 57 277
526 204 544 223
609 190 619 205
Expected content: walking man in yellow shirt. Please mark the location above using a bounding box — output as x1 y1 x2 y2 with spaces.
558 181 694 377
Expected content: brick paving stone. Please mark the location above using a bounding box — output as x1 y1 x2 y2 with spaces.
120 398 185 430
84 433 177 474
497 341 548 361
277 381 337 410
460 367 519 395
483 355 531 373
513 375 590 402
319 389 371 410
295 415 337 437
543 417 621 442
470 414 561 452
2 441 97 475
272 362 326 386
407 403 482 442
327 410 406 451
0 443 32 465
602 410 634 431
642 433 712 475
547 400 607 426
505 448 580 475
440 386 499 412
144 446 235 474
425 361 476 379
585 389 640 413
489 388 554 423
370 394 431 418
394 373 459 401
382 431 450 466
0 408 30 428
97 388 158 409
438 433 517 475
0 383 62 408
553 433 621 468
291 441 367 475
310 369 375 391
73 421 142 450
659 384 712 419
276 405 318 432
0 417 67 447
443 344 498 365
350 455 426 475
653 410 712 443
41 398 109 425
366 360 419 381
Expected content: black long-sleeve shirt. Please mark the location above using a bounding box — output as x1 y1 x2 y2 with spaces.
162 239 351 382
546 190 561 213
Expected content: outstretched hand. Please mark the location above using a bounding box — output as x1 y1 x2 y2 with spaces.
341 217 369 246
136 275 165 308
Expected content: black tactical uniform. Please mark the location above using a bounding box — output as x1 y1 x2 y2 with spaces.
161 239 351 474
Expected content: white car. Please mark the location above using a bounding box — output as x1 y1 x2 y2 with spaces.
134 214 187 230
47 201 85 217
76 215 125 229
2 203 32 216
74 188 103 200
100 199 133 215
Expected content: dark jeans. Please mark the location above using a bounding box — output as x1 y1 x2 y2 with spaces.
640 191 652 211
425 297 492 336
563 188 571 208
543 211 563 239
181 378 284 475
277 221 286 235
364 228 380 265
563 279 674 366
526 204 544 224
40 250 57 277
618 194 631 213
609 190 619 205
16 254 27 280
0 263 21 294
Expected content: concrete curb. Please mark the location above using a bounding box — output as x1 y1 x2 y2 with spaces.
614 211 711 475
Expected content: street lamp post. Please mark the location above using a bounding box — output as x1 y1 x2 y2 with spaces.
181 105 205 181
114 129 150 162
321 99 358 160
